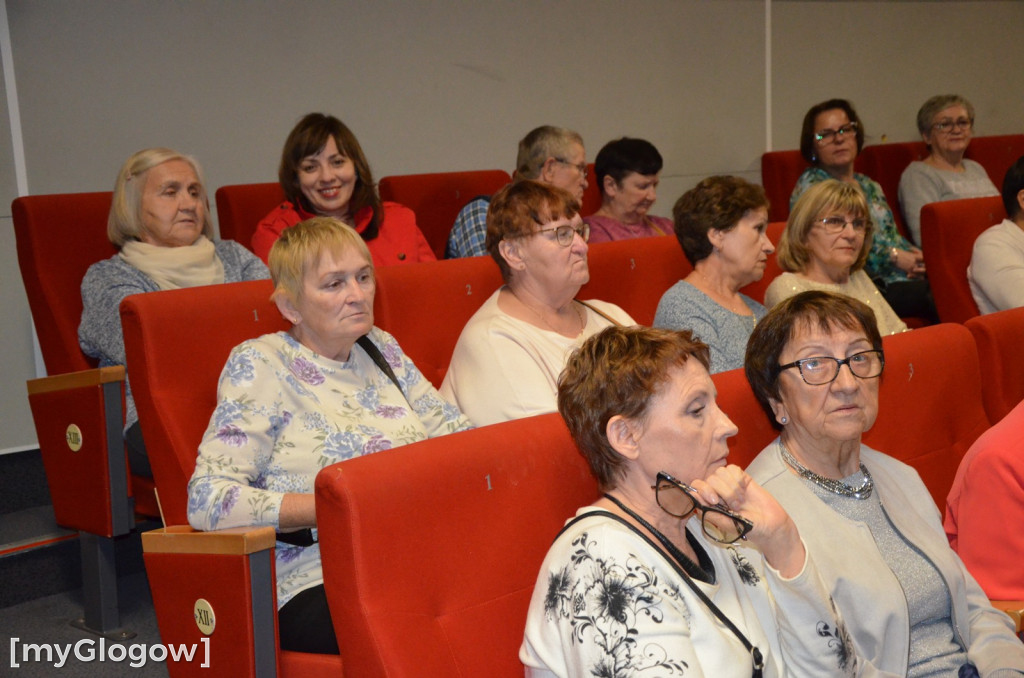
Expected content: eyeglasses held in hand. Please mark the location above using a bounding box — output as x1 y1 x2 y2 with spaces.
652 472 753 544
553 157 588 177
535 222 590 247
776 349 885 386
817 216 867 234
814 121 858 145
931 118 972 134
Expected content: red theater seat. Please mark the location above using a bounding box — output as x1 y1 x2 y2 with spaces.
965 134 1024 189
581 235 689 325
920 196 1005 324
857 141 928 240
863 323 991 510
315 413 599 677
122 280 342 677
373 256 503 388
214 182 285 253
378 169 511 258
761 150 808 223
965 307 1024 424
12 191 158 635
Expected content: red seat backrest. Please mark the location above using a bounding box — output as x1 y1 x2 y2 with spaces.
373 256 503 388
857 141 929 238
761 150 808 223
315 412 599 678
580 235 689 325
580 162 601 217
862 323 991 509
965 307 1024 424
713 366 778 470
121 279 286 525
965 134 1024 189
920 196 1005 324
377 169 511 259
738 221 786 305
12 192 116 374
214 182 286 253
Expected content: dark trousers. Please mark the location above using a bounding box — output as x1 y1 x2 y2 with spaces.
278 584 339 655
877 277 939 324
125 421 153 479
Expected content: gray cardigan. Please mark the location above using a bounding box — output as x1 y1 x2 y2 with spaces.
78 239 269 430
747 441 1024 677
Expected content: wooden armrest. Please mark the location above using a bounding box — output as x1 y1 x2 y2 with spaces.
27 365 125 395
142 525 276 555
992 600 1024 633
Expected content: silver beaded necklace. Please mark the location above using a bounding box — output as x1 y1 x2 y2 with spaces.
779 440 874 500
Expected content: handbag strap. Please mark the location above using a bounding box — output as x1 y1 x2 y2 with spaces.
564 499 764 678
276 334 405 550
575 299 623 327
356 334 405 398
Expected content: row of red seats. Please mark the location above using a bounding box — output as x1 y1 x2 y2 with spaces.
216 163 604 260
761 133 1024 239
7 182 1007 640
121 275 1024 676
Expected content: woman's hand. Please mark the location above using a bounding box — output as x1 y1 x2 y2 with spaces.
279 493 317 530
691 465 806 577
895 248 926 278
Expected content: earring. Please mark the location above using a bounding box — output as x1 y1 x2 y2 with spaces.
780 416 788 425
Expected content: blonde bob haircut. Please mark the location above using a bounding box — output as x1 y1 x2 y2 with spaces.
776 179 874 274
107 148 214 248
268 217 373 304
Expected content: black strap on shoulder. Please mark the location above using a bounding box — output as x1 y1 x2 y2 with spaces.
561 507 764 678
356 334 404 398
275 334 405 549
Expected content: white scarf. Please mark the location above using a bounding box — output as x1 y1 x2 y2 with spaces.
119 236 225 290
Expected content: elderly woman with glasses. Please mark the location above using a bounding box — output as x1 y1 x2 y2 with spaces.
765 179 907 335
791 99 934 321
521 325 855 678
745 291 1024 677
899 94 999 247
441 180 634 426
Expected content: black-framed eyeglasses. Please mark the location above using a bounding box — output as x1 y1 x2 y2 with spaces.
817 216 868 234
553 157 588 177
931 118 972 134
814 121 858 145
777 349 884 386
534 222 590 247
652 472 753 544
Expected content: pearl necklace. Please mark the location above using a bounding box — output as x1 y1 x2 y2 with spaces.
779 440 873 500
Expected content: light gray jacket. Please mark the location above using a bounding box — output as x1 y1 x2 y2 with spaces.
747 441 1024 678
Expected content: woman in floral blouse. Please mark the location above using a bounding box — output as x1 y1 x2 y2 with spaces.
188 217 472 655
521 325 855 678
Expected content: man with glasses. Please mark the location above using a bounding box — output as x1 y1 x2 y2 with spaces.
445 125 589 258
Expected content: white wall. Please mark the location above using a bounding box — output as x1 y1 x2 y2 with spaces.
1 0 1022 450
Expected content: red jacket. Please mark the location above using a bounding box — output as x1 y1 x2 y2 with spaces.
252 200 435 267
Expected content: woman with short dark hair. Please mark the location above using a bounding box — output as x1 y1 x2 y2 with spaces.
584 137 673 242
